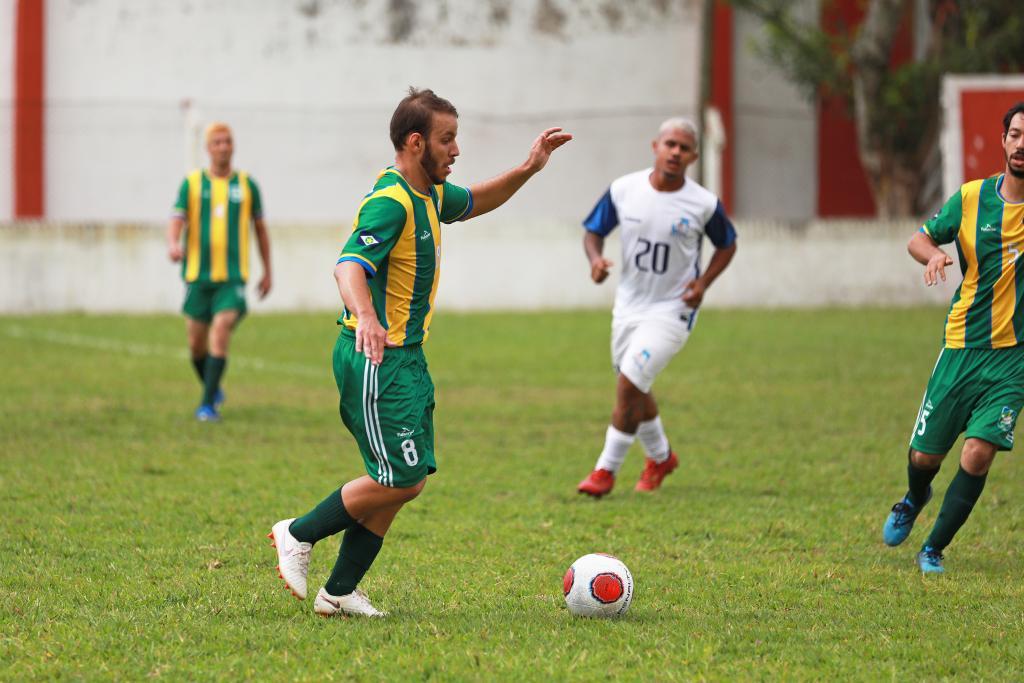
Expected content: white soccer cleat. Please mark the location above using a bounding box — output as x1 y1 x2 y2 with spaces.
268 518 312 600
313 587 386 618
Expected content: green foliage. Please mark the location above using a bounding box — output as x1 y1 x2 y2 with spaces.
4 310 1024 679
730 0 1024 162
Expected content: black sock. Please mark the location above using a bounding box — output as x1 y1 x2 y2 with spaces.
924 466 987 551
288 488 355 544
202 356 226 407
191 355 208 384
325 523 384 597
907 454 940 507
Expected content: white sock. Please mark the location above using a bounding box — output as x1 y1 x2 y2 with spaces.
595 425 635 474
636 416 670 463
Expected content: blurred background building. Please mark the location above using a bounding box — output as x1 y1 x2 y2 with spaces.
2 0 1022 312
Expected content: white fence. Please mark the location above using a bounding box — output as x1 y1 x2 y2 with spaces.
0 219 956 314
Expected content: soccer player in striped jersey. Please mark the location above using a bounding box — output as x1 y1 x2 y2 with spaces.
167 122 272 422
882 102 1024 574
577 118 737 498
269 88 571 617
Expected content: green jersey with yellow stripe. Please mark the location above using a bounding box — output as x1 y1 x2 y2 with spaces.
172 169 263 284
923 174 1024 349
337 167 473 346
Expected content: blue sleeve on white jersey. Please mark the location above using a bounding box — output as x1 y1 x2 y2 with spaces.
582 189 619 236
705 200 737 248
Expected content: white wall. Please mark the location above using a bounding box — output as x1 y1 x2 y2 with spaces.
0 219 958 314
731 3 819 221
0 0 13 220
41 0 703 223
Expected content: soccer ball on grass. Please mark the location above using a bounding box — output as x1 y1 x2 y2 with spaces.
562 553 633 618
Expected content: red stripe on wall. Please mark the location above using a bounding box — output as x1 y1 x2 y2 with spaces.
816 0 874 217
709 1 733 213
14 0 45 218
817 0 913 217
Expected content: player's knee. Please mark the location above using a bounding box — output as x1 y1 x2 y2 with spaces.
960 440 997 475
909 449 944 470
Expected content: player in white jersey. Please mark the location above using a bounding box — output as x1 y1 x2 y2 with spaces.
577 117 737 497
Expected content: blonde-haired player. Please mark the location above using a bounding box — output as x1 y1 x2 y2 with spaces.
167 122 272 421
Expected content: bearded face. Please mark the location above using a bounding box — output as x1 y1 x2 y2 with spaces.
420 141 447 185
1003 113 1024 179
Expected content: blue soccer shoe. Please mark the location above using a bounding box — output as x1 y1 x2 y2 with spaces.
917 546 944 574
195 404 221 423
883 487 931 547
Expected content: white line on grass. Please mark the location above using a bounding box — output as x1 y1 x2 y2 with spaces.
2 324 327 379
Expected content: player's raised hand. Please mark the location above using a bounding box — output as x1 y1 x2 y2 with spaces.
591 257 613 283
924 252 954 286
355 315 389 366
523 127 573 174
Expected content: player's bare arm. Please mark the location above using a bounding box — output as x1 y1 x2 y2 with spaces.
254 217 273 299
167 216 185 262
907 231 953 286
464 127 573 219
335 261 388 365
682 242 736 307
583 231 612 283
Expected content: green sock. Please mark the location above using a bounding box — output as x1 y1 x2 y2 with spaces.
191 355 207 384
202 356 226 407
288 488 354 544
907 455 940 507
924 466 987 551
325 523 384 597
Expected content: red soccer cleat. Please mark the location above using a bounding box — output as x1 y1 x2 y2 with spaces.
578 469 615 497
634 451 679 492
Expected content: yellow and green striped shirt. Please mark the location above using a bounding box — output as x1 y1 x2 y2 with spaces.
172 169 263 284
337 167 473 346
923 174 1024 348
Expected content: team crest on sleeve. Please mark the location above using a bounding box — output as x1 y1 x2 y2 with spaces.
360 234 380 246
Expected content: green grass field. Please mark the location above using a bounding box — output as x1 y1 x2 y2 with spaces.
3 308 1024 680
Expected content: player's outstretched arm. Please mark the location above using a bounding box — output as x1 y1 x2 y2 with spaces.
464 127 573 220
335 261 388 365
907 231 953 286
254 217 273 299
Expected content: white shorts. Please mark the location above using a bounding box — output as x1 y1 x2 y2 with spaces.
611 312 694 393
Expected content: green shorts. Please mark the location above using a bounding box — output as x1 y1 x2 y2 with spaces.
910 345 1024 454
182 282 247 323
333 331 436 488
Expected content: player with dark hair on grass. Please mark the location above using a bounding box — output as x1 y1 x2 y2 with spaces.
269 88 571 616
882 101 1024 574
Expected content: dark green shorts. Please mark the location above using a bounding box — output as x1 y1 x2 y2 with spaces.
910 345 1024 454
182 282 247 323
333 331 435 488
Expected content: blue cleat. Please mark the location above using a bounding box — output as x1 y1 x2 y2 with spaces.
917 546 944 574
883 487 932 546
213 388 225 409
195 404 221 423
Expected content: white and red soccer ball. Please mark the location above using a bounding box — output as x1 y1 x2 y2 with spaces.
563 553 633 618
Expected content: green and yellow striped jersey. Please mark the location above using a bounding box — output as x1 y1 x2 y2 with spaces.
923 174 1024 349
172 169 263 284
337 167 473 346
